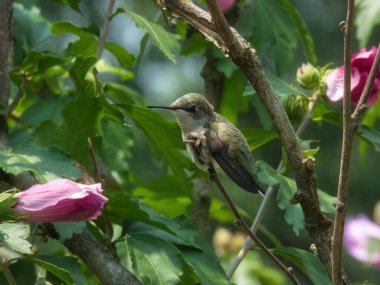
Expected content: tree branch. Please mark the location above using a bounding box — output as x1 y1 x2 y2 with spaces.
227 91 320 278
0 0 13 149
331 1 355 283
160 0 332 274
43 225 141 285
208 164 300 285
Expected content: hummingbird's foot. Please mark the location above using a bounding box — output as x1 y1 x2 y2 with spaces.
185 130 207 147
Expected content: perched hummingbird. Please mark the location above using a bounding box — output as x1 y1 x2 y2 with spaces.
148 93 265 196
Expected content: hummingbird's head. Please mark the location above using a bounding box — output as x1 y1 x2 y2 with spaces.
169 93 214 133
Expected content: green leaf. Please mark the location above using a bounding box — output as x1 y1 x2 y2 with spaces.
179 246 230 285
273 247 330 285
278 0 317 64
357 125 380 152
33 95 102 165
359 99 380 159
69 56 102 97
51 20 98 38
19 51 69 75
251 0 298 73
0 222 32 254
241 128 278 151
13 3 51 50
108 193 202 249
127 11 180 63
104 42 135 67
256 161 304 235
53 221 86 242
0 145 80 181
119 105 191 178
318 190 336 214
105 82 143 105
53 0 82 14
100 120 134 171
126 234 184 285
355 0 380 47
27 255 85 285
219 71 249 124
0 191 19 222
181 33 208 56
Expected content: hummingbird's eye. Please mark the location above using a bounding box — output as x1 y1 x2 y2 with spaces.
186 105 197 113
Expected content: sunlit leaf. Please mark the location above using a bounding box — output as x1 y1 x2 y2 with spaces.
0 145 80 181
126 234 184 285
0 222 32 254
127 11 180 63
273 247 330 285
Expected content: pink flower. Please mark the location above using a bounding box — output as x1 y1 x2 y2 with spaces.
12 179 108 222
217 0 235 12
325 47 380 106
344 215 380 269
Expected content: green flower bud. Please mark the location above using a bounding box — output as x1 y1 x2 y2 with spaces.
283 94 308 124
296 63 320 90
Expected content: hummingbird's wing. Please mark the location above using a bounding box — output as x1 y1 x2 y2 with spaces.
207 135 265 195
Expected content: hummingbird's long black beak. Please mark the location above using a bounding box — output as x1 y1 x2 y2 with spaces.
147 106 175 110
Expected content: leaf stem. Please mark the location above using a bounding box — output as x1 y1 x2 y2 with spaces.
208 164 301 285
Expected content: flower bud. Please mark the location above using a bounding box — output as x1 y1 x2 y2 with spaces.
296 63 320 89
283 94 308 124
12 179 108 222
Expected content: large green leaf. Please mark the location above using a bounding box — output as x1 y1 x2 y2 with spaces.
53 222 86 242
241 128 278 151
278 0 317 64
104 42 135 68
108 192 202 249
33 95 102 165
251 0 298 73
219 71 249 124
0 145 80 182
54 0 81 14
257 161 335 235
179 246 230 285
119 104 191 178
13 3 51 50
127 11 180 63
126 234 184 285
357 125 380 152
0 222 32 254
355 0 380 47
273 247 330 285
27 255 85 285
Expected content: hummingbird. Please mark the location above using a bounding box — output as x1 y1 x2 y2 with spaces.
148 93 265 196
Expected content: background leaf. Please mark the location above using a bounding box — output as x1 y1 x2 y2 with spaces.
127 11 180 63
355 0 380 47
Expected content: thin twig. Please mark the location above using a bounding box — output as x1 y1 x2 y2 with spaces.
208 164 301 285
227 91 320 278
1 258 17 285
331 0 355 284
97 0 116 58
87 138 114 256
6 75 27 117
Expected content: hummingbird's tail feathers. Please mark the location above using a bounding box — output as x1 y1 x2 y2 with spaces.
208 137 264 195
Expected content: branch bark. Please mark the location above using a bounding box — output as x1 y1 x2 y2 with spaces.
43 225 141 285
160 0 332 274
0 0 13 149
